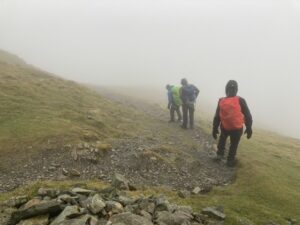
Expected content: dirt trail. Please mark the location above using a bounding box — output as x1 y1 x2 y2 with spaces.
0 91 235 193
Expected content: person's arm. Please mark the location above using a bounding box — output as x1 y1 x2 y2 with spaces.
193 85 200 98
212 100 221 139
240 97 253 138
180 87 186 104
167 91 173 109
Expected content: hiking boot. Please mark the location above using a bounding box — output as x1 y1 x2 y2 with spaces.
181 125 187 129
226 159 237 167
213 154 224 162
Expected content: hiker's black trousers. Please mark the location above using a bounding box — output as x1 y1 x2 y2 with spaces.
170 104 182 121
217 128 243 161
182 103 194 128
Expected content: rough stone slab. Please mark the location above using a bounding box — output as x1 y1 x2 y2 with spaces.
5 196 29 208
50 205 85 225
71 188 93 196
17 215 49 225
38 188 60 198
7 200 65 225
192 187 201 195
55 214 98 225
202 207 226 220
155 211 193 225
111 212 154 225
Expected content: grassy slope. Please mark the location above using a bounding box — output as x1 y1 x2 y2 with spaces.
0 51 299 224
2 131 299 224
0 51 151 166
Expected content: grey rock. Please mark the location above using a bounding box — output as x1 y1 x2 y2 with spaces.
124 204 138 213
0 207 17 225
105 201 124 214
176 206 193 214
8 200 64 225
71 188 93 196
287 218 297 225
50 205 85 225
43 197 51 201
192 187 201 195
178 190 190 199
62 168 69 176
139 210 153 221
57 195 78 205
116 196 135 206
48 166 56 172
137 198 156 215
112 173 129 190
111 212 154 225
20 199 43 210
207 221 224 225
88 194 106 214
56 214 98 225
17 215 48 225
69 169 81 177
128 183 138 191
202 207 226 220
5 196 29 208
155 211 193 225
38 188 60 198
155 197 171 212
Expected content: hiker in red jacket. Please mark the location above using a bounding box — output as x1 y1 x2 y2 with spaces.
212 80 253 167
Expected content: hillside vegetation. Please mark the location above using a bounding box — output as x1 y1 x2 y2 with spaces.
0 50 299 224
0 50 150 167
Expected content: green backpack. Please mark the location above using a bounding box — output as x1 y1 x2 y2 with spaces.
171 86 182 106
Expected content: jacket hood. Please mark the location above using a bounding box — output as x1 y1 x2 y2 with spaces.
225 80 238 97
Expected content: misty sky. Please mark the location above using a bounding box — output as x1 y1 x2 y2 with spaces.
0 0 300 138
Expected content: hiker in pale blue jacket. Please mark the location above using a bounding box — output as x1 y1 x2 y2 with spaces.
166 84 182 123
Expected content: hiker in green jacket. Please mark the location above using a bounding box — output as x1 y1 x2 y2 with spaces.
166 84 182 122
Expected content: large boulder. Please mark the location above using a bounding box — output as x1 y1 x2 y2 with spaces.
110 212 154 225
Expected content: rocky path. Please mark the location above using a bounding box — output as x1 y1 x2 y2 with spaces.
0 91 235 193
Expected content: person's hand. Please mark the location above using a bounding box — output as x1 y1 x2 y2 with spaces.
244 128 252 139
212 129 219 140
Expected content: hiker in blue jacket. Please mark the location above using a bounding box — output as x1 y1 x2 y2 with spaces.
180 78 199 129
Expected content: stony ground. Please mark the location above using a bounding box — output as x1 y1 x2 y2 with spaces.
0 92 235 193
0 175 226 225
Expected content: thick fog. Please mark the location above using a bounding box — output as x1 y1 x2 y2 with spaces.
0 0 300 138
